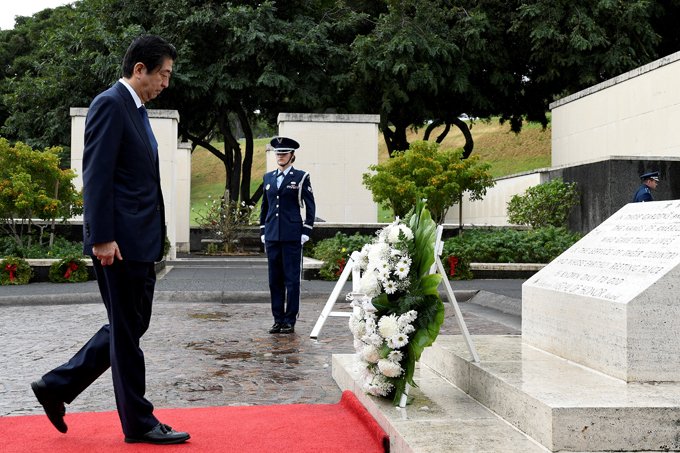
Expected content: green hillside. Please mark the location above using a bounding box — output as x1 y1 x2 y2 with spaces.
190 119 551 224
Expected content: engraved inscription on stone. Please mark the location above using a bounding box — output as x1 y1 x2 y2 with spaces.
526 201 680 302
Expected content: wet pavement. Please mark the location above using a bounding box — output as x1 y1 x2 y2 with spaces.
0 257 522 421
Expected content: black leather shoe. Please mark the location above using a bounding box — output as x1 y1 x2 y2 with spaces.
280 323 295 334
124 423 190 444
269 323 282 333
31 379 67 433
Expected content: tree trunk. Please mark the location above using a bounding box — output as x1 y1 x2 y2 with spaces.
423 120 443 141
236 106 255 204
381 117 410 157
218 116 240 203
451 117 474 159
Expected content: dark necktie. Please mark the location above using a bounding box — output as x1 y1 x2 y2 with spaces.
276 171 284 189
138 106 158 158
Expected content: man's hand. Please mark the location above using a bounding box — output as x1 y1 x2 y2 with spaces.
92 241 122 266
261 235 265 244
301 234 309 245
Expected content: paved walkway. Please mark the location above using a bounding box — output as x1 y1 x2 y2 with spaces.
0 256 523 425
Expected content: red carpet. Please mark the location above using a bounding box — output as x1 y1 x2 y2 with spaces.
1 391 389 452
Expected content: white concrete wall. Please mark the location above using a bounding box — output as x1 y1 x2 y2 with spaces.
551 51 680 167
276 113 379 223
444 171 546 226
70 108 189 259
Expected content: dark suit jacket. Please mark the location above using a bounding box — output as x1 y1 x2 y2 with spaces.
82 81 166 262
259 167 315 242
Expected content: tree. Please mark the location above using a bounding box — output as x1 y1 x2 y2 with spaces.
362 140 494 223
0 138 83 248
348 0 666 156
0 0 676 200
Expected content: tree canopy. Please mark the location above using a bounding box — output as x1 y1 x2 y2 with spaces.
0 0 678 204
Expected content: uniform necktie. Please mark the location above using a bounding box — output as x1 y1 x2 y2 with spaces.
276 171 284 189
138 106 158 158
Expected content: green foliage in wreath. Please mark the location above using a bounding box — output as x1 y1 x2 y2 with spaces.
0 256 33 285
49 256 89 283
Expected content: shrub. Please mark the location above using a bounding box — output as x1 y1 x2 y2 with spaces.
0 138 83 249
0 236 83 259
0 256 33 285
362 141 495 223
49 256 89 283
194 191 255 254
506 178 579 228
442 227 581 279
311 232 373 280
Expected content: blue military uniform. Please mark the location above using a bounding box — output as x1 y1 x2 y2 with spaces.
260 137 315 333
632 171 659 202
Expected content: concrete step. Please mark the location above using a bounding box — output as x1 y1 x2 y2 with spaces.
332 353 548 453
421 335 680 452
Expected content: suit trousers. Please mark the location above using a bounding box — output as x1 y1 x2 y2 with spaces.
41 259 159 437
265 240 303 325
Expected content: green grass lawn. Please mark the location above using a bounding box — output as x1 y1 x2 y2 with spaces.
190 119 552 225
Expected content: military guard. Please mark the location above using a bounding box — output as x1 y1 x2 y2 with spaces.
632 171 659 202
260 137 316 334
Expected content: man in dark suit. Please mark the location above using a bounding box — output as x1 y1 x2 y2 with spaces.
260 137 316 334
30 36 190 445
632 171 659 202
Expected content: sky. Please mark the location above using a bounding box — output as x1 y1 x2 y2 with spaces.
0 0 72 30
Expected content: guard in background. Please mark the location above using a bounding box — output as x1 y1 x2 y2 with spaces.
260 137 316 334
632 171 660 202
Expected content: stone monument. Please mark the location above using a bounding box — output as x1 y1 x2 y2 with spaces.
524 199 680 382
414 200 680 451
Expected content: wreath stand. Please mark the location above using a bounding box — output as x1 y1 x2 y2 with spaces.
309 252 361 339
310 225 479 407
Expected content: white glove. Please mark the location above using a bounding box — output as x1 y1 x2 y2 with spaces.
261 235 265 244
301 234 309 245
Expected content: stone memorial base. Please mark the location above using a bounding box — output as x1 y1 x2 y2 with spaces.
421 335 680 452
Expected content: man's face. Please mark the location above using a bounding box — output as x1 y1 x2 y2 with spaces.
136 57 173 103
646 179 658 190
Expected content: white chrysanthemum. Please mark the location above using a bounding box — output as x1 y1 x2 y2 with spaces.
378 359 403 378
353 338 365 351
364 316 377 334
387 224 414 243
367 242 390 264
360 298 377 313
362 373 393 397
359 272 381 297
360 344 381 363
363 332 384 347
348 316 358 333
375 261 390 280
354 246 370 270
388 350 404 363
383 279 398 294
378 314 400 339
394 258 410 280
377 225 391 243
349 318 366 338
401 324 415 335
399 310 418 325
387 332 409 349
